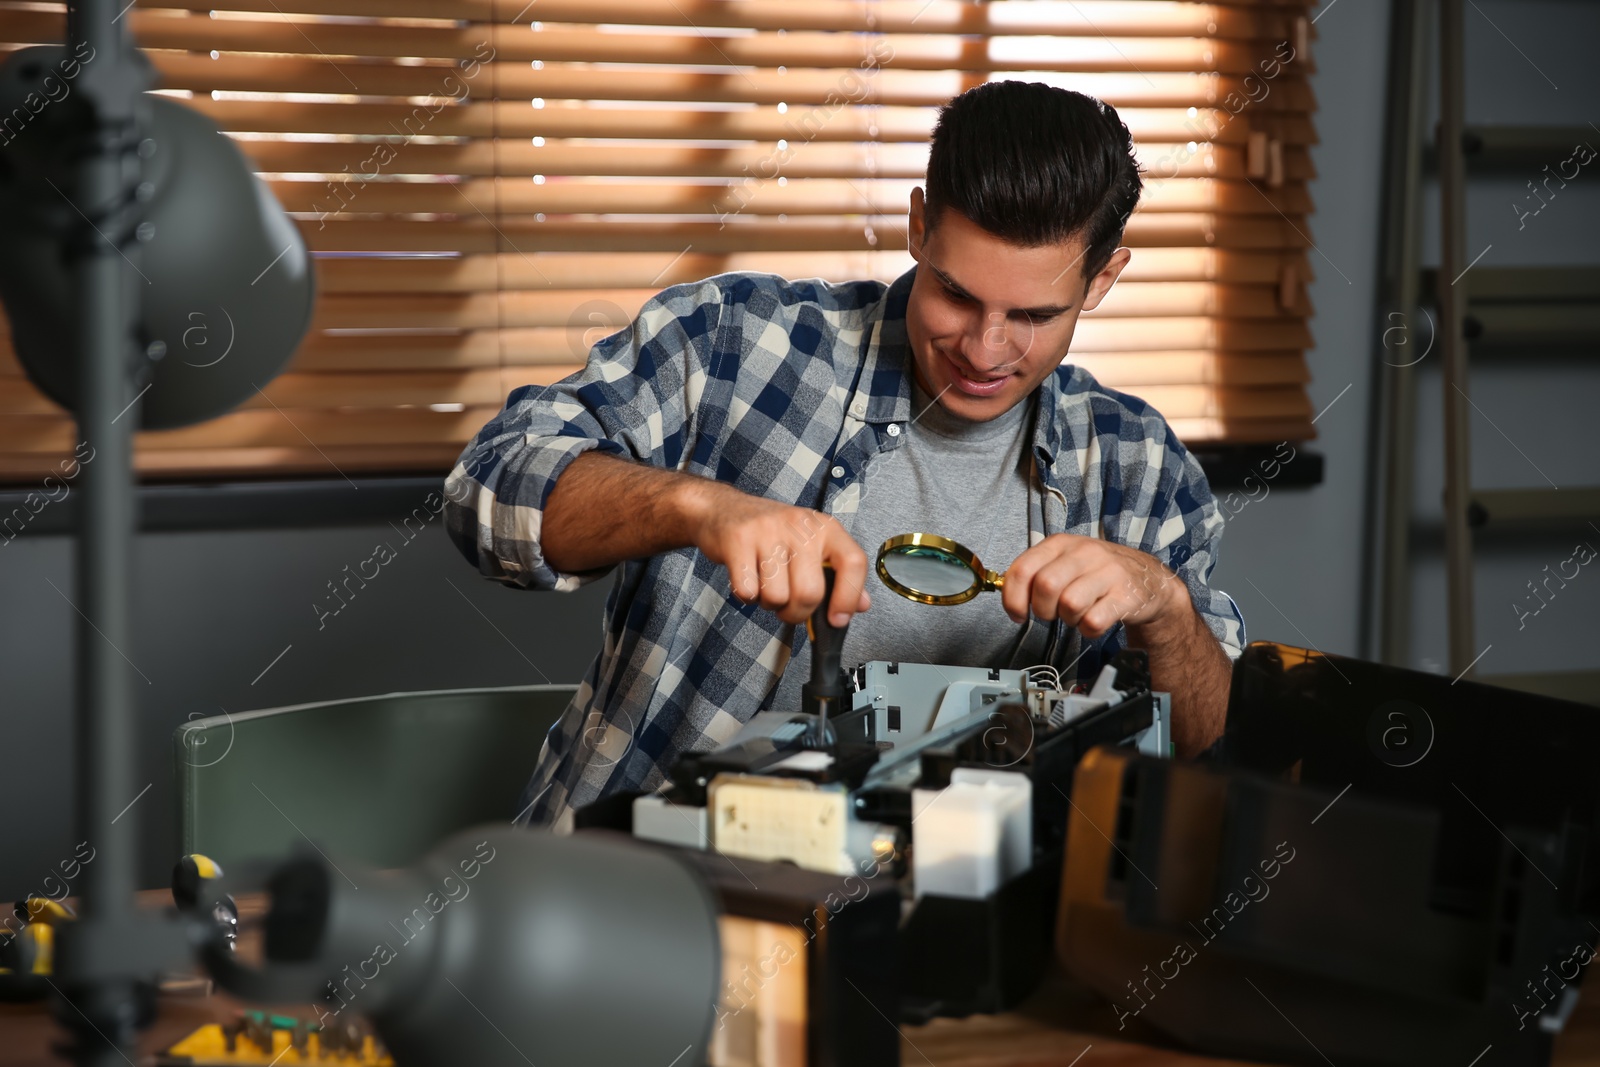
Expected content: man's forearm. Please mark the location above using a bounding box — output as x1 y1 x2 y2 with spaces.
542 451 717 573
1125 588 1232 759
543 452 873 624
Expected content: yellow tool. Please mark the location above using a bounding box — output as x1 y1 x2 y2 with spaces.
0 919 53 977
15 898 74 925
158 1012 393 1066
1 896 72 990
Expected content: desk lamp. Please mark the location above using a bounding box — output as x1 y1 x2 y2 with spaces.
0 7 721 1064
200 827 720 1065
0 6 314 1062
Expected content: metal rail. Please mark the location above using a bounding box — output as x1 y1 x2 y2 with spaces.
1371 0 1432 666
1437 0 1478 678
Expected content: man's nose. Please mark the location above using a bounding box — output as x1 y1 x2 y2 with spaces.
962 311 1031 372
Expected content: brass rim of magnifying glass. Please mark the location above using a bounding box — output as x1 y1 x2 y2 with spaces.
875 532 1004 606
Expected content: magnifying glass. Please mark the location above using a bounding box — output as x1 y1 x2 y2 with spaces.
875 533 1004 606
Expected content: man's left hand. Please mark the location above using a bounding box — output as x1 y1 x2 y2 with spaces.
1000 533 1185 637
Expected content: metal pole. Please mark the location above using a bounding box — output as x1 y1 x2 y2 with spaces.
70 0 138 923
59 1 151 1063
1438 0 1477 677
1370 0 1432 667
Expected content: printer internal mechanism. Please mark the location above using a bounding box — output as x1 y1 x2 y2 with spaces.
576 568 1171 1053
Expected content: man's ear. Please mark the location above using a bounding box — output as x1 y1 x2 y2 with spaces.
1080 247 1132 313
908 187 927 260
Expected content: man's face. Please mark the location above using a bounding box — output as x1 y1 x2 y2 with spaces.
904 190 1130 422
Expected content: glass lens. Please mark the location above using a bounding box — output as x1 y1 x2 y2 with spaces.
881 544 977 598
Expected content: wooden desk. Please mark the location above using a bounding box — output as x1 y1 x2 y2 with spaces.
905 964 1600 1066
6 897 1600 1067
7 967 1600 1066
7 972 1600 1067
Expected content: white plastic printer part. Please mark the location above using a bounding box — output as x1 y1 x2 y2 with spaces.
709 776 856 875
910 768 1032 900
1086 663 1121 703
633 793 710 850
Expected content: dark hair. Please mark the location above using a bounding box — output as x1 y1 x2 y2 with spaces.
924 81 1143 279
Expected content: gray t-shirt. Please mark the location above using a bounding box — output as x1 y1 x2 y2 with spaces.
769 377 1051 712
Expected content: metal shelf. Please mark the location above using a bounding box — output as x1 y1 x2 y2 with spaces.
1424 266 1600 302
1469 487 1600 528
1423 125 1600 169
1421 267 1600 346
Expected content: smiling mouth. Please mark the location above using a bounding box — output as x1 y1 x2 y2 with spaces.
945 355 1012 384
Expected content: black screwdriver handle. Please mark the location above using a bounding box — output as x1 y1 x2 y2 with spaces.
802 565 850 724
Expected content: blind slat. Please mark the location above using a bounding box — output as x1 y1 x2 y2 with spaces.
303 280 1309 331
133 1 1308 41
1 342 1311 385
292 215 1310 255
266 177 1315 218
283 344 1313 384
1 12 1306 75
236 140 1314 182
321 349 1312 385
303 249 1308 291
141 54 1317 111
186 98 1318 147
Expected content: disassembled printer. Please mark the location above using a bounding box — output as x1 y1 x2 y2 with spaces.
575 569 1172 1064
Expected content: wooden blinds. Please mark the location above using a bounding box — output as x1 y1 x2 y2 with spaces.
0 0 1320 482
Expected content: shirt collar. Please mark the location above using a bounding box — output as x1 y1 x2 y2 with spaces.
854 268 915 425
1034 366 1068 476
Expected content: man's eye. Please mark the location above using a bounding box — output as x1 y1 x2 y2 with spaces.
1023 312 1057 326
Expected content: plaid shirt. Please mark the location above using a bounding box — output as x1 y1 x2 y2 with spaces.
443 268 1245 830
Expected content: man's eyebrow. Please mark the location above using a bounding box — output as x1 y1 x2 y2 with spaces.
927 261 1075 317
928 262 975 300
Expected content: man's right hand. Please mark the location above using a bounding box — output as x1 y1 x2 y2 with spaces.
686 482 871 628
543 452 870 627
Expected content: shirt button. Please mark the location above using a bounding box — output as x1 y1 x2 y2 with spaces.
886 424 901 437
831 465 846 479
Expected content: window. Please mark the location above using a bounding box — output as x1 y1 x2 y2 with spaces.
0 0 1318 481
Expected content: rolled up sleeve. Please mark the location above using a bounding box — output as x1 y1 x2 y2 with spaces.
443 279 728 591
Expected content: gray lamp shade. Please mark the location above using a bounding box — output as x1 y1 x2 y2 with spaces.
205 826 723 1067
0 50 314 430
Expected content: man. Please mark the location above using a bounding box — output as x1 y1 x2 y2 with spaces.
444 81 1246 832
